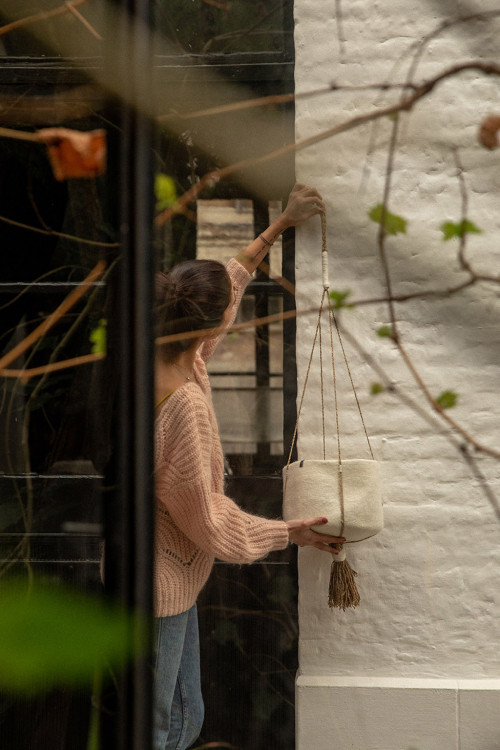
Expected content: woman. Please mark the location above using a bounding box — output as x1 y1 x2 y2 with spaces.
153 183 345 750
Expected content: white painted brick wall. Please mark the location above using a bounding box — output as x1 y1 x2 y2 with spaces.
292 1 500 747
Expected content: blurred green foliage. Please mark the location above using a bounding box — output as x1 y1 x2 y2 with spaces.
0 578 146 694
329 289 353 309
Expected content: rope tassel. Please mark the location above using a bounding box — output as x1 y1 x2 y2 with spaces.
328 545 360 610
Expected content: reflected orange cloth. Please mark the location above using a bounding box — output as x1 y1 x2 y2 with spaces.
38 127 106 181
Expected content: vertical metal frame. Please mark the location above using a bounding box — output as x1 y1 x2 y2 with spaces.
103 2 155 749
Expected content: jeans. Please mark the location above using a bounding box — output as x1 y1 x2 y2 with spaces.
153 605 204 750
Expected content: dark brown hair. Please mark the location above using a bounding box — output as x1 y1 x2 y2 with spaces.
155 259 232 360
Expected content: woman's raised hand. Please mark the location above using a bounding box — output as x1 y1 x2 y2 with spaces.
286 517 346 555
281 183 325 227
234 182 325 274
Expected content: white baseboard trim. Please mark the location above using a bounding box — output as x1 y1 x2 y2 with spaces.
295 675 500 750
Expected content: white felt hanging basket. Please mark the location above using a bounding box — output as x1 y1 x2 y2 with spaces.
283 213 384 610
283 458 383 542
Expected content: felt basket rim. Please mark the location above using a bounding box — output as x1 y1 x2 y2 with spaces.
286 457 379 467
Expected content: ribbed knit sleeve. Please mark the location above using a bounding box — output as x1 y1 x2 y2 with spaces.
155 386 289 565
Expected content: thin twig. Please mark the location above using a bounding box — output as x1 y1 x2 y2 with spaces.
156 309 297 348
1 353 105 383
0 214 119 248
405 10 500 88
349 278 477 306
376 115 400 334
65 1 103 41
0 126 40 142
0 0 90 38
0 261 106 374
451 147 474 275
158 83 414 123
396 336 500 459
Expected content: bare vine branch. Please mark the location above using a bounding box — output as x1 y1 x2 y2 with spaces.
158 83 414 124
1 353 105 383
156 60 500 227
0 261 106 375
0 0 93 38
65 0 102 40
405 10 500 86
0 213 119 248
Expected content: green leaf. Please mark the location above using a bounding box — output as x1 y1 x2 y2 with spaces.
154 173 177 213
369 204 407 235
440 220 482 241
328 289 353 310
89 318 107 355
376 325 394 339
370 382 385 395
435 390 458 409
0 579 145 694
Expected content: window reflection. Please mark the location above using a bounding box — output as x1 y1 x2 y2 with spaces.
197 198 284 472
0 1 292 59
154 0 290 56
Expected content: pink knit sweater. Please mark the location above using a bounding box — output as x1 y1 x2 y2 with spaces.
154 259 289 616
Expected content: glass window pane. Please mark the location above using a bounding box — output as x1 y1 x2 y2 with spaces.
197 198 254 263
198 556 297 750
0 101 115 748
196 198 282 272
154 0 291 56
0 1 292 59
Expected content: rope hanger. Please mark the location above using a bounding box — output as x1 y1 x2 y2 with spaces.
286 213 374 475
